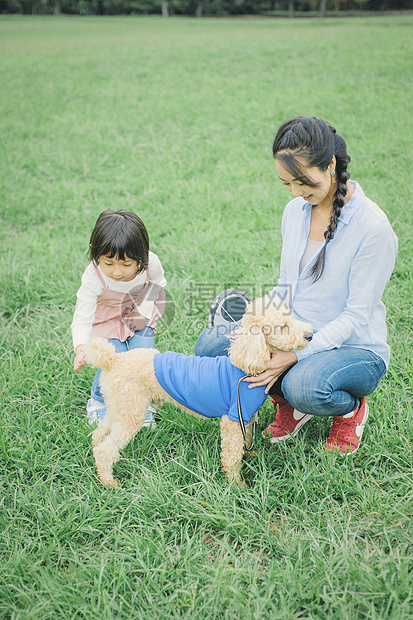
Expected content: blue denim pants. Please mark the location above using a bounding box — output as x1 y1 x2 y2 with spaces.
194 325 386 417
91 326 154 403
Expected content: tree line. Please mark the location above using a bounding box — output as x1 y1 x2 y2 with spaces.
1 0 410 18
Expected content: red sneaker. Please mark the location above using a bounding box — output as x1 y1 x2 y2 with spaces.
263 395 313 444
324 397 369 455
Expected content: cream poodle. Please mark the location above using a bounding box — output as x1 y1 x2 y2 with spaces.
85 295 313 488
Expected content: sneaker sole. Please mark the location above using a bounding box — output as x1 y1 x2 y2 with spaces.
208 289 250 328
141 421 157 429
266 413 313 444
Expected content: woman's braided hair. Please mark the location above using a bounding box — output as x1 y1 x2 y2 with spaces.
272 116 351 282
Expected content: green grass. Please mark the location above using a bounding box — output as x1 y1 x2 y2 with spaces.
1 14 412 619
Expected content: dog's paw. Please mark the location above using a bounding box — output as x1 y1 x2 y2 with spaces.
223 471 243 486
100 476 121 488
92 426 110 447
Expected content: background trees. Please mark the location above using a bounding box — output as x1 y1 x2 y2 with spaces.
1 0 411 16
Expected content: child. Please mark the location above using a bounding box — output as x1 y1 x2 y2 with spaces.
71 209 167 426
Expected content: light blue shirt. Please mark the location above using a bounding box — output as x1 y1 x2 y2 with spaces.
272 181 398 368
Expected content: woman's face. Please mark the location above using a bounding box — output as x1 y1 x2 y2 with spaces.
275 156 336 207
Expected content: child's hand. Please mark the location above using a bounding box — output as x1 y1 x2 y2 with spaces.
74 346 87 371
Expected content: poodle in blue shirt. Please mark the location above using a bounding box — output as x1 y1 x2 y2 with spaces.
85 295 313 488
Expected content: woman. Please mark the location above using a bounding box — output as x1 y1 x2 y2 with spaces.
195 116 398 454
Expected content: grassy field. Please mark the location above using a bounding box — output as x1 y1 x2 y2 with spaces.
1 14 412 619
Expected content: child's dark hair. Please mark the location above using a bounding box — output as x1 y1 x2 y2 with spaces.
273 116 351 282
89 209 149 272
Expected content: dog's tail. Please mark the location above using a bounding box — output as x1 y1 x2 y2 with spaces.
85 337 117 371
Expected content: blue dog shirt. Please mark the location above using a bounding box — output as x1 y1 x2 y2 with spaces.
153 352 267 423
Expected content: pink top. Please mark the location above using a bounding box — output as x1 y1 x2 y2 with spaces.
91 263 161 341
71 251 167 349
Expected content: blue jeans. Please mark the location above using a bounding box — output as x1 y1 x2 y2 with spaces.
194 326 386 417
91 326 154 403
194 324 238 357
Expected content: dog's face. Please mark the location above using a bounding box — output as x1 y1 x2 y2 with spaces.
228 295 313 375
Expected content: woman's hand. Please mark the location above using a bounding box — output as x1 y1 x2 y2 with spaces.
74 345 87 371
244 350 298 394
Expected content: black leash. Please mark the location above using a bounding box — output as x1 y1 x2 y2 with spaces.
237 375 258 452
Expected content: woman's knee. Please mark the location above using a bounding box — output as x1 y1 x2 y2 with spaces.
282 369 356 417
194 326 234 357
282 375 325 415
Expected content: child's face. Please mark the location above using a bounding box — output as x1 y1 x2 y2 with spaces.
98 254 140 282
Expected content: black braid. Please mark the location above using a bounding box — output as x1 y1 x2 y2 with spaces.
308 133 351 282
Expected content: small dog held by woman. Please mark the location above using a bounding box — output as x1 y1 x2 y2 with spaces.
85 295 313 488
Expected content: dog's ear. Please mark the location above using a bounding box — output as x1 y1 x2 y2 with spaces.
228 325 271 375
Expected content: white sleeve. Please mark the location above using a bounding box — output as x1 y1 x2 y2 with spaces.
148 252 167 288
71 266 103 351
137 253 167 319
